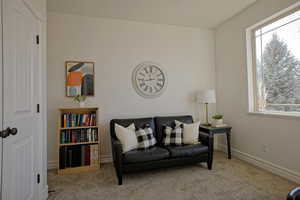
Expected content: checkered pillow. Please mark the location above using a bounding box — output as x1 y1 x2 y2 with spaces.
135 126 157 149
163 125 183 146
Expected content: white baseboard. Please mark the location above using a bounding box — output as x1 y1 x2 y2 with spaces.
100 154 113 163
41 185 48 200
48 155 113 170
217 144 300 184
48 160 57 170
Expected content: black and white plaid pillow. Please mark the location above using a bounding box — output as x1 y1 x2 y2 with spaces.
135 126 157 149
163 125 183 146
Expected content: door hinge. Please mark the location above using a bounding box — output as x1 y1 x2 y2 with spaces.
36 35 39 45
37 104 40 113
37 174 40 184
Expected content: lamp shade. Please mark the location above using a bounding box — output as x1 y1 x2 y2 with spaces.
197 89 216 104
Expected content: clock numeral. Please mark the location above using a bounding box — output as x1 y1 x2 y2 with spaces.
144 85 149 92
157 83 163 88
157 78 164 82
140 82 146 87
154 86 160 92
139 72 145 77
149 66 153 73
149 86 153 93
144 68 149 74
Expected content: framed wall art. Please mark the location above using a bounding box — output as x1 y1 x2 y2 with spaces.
65 61 95 97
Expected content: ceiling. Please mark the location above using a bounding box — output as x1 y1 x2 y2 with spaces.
47 0 257 28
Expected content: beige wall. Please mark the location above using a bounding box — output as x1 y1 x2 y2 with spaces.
215 0 300 182
47 12 216 166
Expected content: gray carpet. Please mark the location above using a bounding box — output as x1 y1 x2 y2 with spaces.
48 151 297 200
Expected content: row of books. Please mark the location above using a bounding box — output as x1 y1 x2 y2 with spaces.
61 112 96 128
60 128 98 144
59 145 99 169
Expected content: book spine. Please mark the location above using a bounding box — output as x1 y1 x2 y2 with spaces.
59 147 65 169
90 145 94 166
81 146 85 166
60 131 65 144
66 113 69 128
95 129 98 141
88 129 92 142
71 131 76 143
90 145 99 166
85 145 90 165
63 114 67 128
65 147 69 168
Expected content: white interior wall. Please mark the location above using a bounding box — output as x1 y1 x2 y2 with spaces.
47 12 216 167
215 0 300 183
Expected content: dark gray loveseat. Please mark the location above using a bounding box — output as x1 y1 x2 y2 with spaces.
110 115 213 185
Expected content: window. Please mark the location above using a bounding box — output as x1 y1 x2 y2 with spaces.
247 3 300 115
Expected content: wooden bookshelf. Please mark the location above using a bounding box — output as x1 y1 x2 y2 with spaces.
57 107 100 174
60 126 98 130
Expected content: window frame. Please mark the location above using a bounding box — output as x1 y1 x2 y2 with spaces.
246 2 300 117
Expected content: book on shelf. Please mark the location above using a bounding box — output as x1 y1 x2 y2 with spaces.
59 144 98 169
90 145 99 166
60 128 98 144
61 112 96 128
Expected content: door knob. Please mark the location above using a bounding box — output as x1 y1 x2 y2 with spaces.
0 127 18 138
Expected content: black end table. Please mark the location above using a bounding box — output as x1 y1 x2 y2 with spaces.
199 125 232 163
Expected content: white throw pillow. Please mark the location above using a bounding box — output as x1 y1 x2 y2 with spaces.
175 120 200 144
115 123 138 153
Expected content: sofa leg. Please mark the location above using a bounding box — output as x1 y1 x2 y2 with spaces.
117 175 123 185
207 161 212 170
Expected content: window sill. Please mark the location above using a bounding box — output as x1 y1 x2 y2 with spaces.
248 111 300 119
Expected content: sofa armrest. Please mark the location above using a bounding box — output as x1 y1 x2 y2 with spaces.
199 132 209 146
111 138 124 185
111 138 123 165
199 132 214 152
287 187 300 200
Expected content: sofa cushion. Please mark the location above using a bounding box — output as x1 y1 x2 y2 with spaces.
175 120 201 145
123 146 170 164
110 118 156 140
163 125 183 146
115 123 138 153
136 126 157 149
165 144 208 158
154 116 194 145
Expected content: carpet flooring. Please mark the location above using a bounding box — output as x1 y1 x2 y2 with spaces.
48 151 297 200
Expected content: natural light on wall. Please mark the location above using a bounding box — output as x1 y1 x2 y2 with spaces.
246 2 300 116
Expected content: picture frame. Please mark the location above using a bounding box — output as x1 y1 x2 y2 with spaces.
65 61 95 97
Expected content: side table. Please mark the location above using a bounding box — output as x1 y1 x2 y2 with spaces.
199 125 232 165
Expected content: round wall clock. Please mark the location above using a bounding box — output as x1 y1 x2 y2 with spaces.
132 62 167 98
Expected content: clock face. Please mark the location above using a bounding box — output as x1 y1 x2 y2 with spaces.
132 62 167 98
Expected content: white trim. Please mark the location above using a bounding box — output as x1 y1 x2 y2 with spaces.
247 2 300 31
245 2 300 114
100 155 113 163
40 185 48 200
22 0 45 22
248 111 300 119
47 161 58 170
0 0 3 195
246 27 255 112
218 144 300 184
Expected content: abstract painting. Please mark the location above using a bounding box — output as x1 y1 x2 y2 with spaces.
66 61 94 97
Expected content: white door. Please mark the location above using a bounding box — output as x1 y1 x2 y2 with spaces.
2 0 41 199
0 0 3 196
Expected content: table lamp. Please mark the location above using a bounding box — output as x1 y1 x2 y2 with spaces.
197 89 216 126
